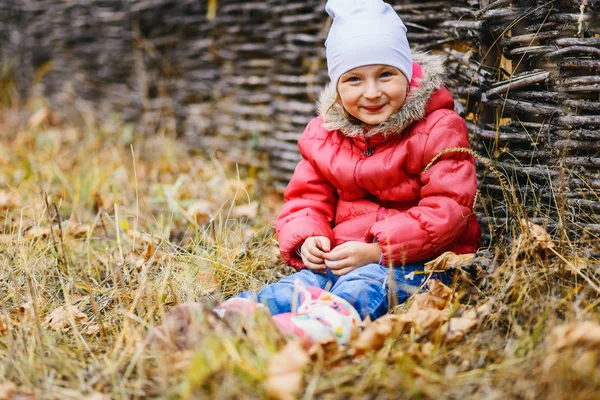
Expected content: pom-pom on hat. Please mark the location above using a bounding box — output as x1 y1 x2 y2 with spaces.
325 0 413 85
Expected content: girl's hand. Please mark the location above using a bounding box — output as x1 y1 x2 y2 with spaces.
323 241 381 276
300 236 331 273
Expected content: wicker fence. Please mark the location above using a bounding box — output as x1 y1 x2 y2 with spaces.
1 0 598 245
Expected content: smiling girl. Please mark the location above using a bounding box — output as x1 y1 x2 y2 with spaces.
233 0 481 325
158 0 481 345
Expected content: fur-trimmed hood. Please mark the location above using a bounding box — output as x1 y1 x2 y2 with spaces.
317 52 448 138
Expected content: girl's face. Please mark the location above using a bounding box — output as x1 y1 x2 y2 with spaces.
337 64 409 125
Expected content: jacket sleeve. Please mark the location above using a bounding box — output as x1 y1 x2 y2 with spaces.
365 112 477 266
275 134 338 270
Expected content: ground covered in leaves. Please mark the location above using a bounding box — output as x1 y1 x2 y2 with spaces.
0 105 599 400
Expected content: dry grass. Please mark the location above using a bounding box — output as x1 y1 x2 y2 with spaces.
0 103 599 400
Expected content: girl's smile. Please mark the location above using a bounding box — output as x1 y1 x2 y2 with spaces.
337 64 409 125
362 104 385 113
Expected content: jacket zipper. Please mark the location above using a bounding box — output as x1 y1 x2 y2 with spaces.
363 130 375 156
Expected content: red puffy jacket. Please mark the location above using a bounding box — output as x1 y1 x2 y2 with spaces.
276 53 481 270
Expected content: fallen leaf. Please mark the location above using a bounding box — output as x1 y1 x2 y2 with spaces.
44 305 88 331
142 242 155 261
0 190 20 211
24 226 52 239
441 317 478 342
399 306 448 331
428 280 454 303
67 220 90 238
0 382 16 400
550 321 600 351
393 280 455 334
11 304 31 319
264 340 310 400
0 315 11 335
93 192 114 213
413 280 453 310
198 271 221 289
424 251 475 273
351 314 402 355
187 200 213 225
86 324 100 335
518 219 554 251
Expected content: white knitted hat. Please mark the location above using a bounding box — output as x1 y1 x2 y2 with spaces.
325 0 413 85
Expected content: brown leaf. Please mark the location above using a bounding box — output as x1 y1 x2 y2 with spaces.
550 321 600 352
44 305 88 331
24 226 53 239
428 280 453 303
198 271 221 290
67 220 90 238
399 306 448 332
518 219 554 251
393 280 455 334
0 315 11 335
424 251 475 273
86 324 100 335
93 192 114 213
442 303 490 342
441 317 477 342
0 190 20 211
0 382 16 400
264 341 310 400
413 280 453 310
142 242 155 261
186 200 213 225
351 314 402 355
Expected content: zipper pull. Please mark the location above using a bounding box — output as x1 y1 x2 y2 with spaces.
364 147 375 156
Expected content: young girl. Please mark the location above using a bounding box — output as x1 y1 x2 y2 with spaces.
157 0 480 347
232 0 480 324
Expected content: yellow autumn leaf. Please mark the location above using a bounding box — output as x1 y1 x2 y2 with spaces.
44 305 88 331
518 219 554 251
424 251 475 273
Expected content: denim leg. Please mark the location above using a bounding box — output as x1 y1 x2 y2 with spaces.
239 269 336 316
329 263 394 320
329 263 452 321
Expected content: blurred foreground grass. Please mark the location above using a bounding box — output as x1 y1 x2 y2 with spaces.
0 104 599 400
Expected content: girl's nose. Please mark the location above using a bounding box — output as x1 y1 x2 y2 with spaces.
363 81 381 99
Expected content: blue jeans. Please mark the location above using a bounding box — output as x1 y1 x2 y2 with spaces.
239 263 451 321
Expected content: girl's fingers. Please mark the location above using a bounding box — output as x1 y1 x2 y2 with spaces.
322 248 347 260
308 265 328 274
303 253 324 265
303 247 325 263
324 258 351 270
315 237 331 252
330 266 355 276
309 247 326 259
303 259 327 273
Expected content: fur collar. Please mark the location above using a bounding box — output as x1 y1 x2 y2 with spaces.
316 52 447 138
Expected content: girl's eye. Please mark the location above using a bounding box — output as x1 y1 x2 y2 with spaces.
347 76 360 82
380 71 392 78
